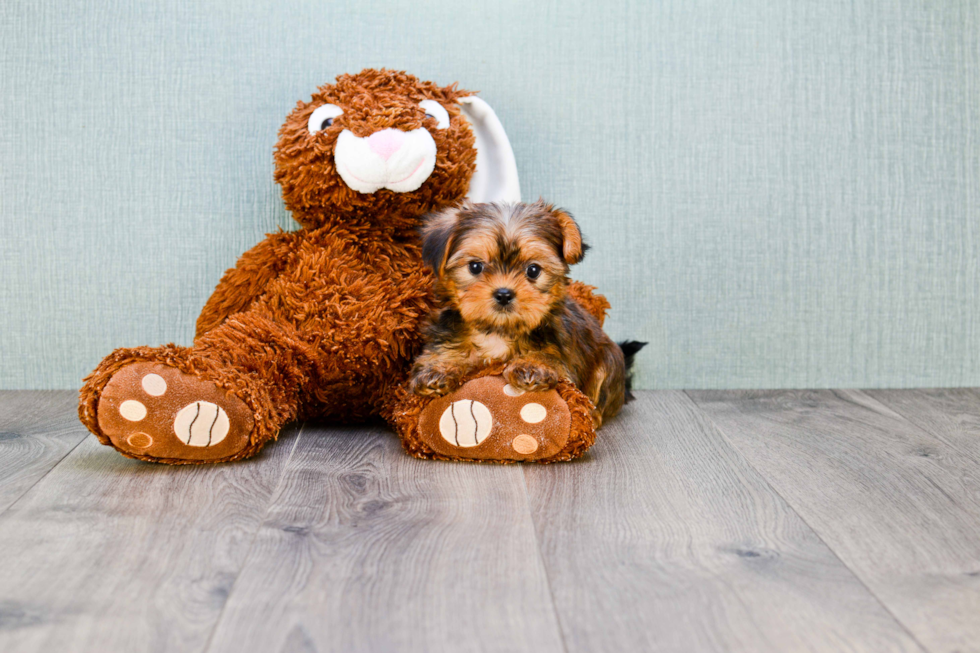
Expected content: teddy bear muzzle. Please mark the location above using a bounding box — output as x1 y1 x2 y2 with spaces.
334 127 437 194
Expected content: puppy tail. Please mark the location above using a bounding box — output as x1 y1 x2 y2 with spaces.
618 340 647 403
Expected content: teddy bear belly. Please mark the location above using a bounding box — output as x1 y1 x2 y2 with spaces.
301 382 390 420
247 257 433 391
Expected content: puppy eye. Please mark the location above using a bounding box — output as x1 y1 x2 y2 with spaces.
419 100 450 129
526 264 542 280
468 261 484 275
308 104 343 134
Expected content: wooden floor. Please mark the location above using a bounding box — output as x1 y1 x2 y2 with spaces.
0 390 978 653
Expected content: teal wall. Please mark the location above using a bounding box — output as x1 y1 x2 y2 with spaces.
2 0 978 390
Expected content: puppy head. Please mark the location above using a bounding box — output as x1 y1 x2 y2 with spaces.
421 201 586 332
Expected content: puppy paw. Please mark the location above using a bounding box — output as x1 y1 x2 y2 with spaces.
410 366 462 397
504 359 561 392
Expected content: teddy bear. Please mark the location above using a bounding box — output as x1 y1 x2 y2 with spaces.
78 68 606 464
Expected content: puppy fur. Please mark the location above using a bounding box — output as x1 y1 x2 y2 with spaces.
410 200 637 427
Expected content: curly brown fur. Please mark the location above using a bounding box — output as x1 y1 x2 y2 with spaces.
410 201 633 427
273 69 476 234
79 69 478 462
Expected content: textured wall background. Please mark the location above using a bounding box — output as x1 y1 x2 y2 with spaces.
1 0 978 390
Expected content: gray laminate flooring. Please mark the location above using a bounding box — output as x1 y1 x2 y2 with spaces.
0 389 978 653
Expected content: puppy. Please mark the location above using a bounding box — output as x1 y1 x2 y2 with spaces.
409 200 644 427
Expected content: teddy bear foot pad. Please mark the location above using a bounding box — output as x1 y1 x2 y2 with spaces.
97 363 254 462
418 375 570 461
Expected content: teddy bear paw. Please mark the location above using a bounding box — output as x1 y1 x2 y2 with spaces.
96 363 254 462
417 375 571 461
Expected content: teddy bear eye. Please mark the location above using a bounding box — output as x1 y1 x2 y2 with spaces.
468 261 484 275
307 104 343 134
419 100 449 129
526 264 542 280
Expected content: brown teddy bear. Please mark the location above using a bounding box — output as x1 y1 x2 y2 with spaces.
78 68 605 464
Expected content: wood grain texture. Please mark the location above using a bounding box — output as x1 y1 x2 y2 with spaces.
4 390 980 652
865 388 980 460
689 389 980 653
0 390 89 514
523 391 922 653
204 422 565 653
0 422 301 653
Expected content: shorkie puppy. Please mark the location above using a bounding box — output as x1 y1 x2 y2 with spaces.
410 200 644 427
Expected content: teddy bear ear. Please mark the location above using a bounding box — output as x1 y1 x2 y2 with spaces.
457 96 521 203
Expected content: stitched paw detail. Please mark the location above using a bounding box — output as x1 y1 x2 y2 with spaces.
419 375 570 461
438 399 493 447
97 363 253 462
173 401 230 447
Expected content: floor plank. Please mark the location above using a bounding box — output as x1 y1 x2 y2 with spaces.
688 389 980 653
0 421 301 653
865 388 980 460
523 391 922 653
3 389 978 652
205 421 565 653
0 391 89 514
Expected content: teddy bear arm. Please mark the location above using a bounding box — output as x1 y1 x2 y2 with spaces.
195 231 299 339
566 280 611 326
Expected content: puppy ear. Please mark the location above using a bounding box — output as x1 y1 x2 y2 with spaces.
420 206 462 274
548 205 585 264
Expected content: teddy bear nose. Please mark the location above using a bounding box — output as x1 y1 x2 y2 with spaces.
366 129 406 161
493 288 516 306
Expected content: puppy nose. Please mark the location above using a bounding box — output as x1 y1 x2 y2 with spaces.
366 129 405 161
493 288 516 306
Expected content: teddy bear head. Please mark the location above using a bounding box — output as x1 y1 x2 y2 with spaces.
274 68 519 232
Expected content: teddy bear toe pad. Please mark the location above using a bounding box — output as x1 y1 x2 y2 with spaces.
97 363 254 462
418 376 570 461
